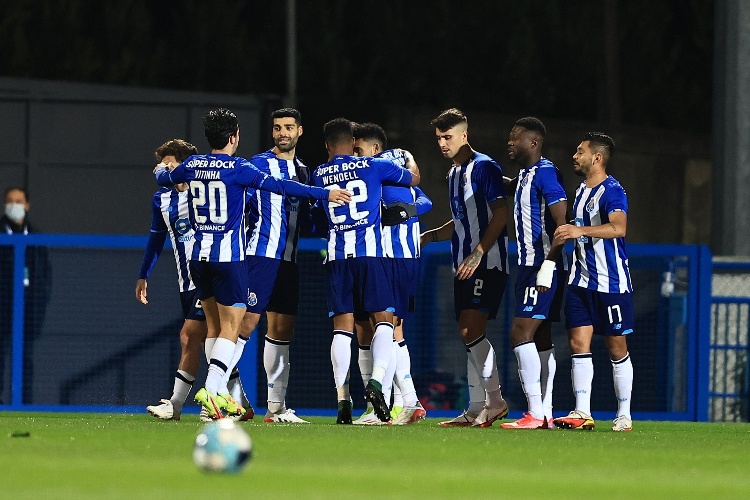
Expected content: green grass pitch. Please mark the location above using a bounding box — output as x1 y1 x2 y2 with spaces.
2 412 749 499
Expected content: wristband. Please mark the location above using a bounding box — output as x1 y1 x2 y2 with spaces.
536 260 556 288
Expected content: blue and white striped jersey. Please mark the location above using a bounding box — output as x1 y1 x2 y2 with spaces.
447 151 509 273
377 149 432 259
312 155 412 261
156 153 329 263
139 188 195 292
514 157 568 268
245 150 309 262
568 175 633 293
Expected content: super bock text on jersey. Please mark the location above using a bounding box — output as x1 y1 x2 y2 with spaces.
155 153 330 263
312 155 412 261
447 152 509 273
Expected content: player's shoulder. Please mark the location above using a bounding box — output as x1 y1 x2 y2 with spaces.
535 157 558 170
603 175 626 192
471 151 504 175
250 150 275 162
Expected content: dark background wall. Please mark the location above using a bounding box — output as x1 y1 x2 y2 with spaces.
0 0 716 242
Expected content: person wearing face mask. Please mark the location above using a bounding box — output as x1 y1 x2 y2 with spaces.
1 187 52 404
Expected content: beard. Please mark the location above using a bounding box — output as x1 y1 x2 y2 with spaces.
274 139 297 153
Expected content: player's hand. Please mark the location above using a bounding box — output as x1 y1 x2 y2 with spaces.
153 162 169 174
554 224 583 241
455 248 483 280
327 188 352 206
136 279 148 304
381 205 410 226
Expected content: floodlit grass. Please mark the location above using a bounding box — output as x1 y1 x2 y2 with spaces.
1 413 749 499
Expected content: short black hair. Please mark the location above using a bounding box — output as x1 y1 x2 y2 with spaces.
352 122 387 149
323 118 353 146
202 108 239 150
431 108 467 132
154 139 198 163
583 131 615 165
3 186 28 202
514 116 546 138
271 107 302 125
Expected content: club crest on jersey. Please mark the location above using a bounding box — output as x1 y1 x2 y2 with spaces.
586 199 597 213
175 218 191 234
247 292 258 307
460 173 467 187
520 176 529 188
451 197 465 220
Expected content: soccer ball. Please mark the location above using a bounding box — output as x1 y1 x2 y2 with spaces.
193 419 252 473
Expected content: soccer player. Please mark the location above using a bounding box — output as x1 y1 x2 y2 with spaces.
421 108 510 428
154 108 350 420
311 117 419 424
224 107 312 424
350 122 431 425
139 139 253 421
551 132 634 432
499 117 568 430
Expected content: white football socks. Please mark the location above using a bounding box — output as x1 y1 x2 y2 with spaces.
467 335 504 407
395 340 418 407
466 350 486 415
612 352 633 418
571 353 594 416
331 330 353 401
264 336 291 414
514 341 543 419
370 322 395 386
205 337 236 395
171 370 195 408
538 346 556 421
220 335 248 393
381 340 399 403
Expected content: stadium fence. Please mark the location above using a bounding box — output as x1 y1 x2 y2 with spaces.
2 235 743 422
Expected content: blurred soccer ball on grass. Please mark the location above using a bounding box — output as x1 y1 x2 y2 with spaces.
193 419 252 473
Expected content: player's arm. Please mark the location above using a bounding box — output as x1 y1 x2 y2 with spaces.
420 219 454 247
535 199 568 292
414 186 433 216
154 163 187 186
504 175 518 192
135 199 169 304
403 150 421 180
243 161 351 204
555 210 627 242
455 198 508 280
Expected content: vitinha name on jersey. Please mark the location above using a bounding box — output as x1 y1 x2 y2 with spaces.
186 158 237 169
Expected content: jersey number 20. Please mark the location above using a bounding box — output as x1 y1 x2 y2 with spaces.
190 180 228 224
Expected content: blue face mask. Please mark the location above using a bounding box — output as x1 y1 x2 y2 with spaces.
4 202 25 224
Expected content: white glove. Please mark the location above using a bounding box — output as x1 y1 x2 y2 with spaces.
536 260 556 289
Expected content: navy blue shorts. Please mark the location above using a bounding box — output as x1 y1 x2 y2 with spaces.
326 257 396 317
392 258 418 319
246 256 299 316
564 285 635 336
180 288 206 321
189 260 248 308
514 265 566 321
453 267 508 320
